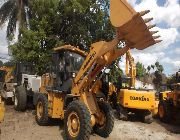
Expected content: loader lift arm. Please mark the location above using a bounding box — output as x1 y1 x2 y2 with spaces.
70 0 161 125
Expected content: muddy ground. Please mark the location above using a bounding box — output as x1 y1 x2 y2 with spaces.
0 105 180 140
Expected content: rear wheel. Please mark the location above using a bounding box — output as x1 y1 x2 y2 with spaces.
142 110 153 124
35 94 49 126
14 85 27 111
116 104 128 121
158 100 172 123
64 100 91 140
93 101 114 138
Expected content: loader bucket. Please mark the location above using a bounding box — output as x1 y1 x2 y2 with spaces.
110 0 161 50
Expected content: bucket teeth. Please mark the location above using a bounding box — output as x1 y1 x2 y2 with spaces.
153 35 161 39
151 31 159 35
155 40 162 43
148 24 156 29
140 10 150 16
144 18 153 23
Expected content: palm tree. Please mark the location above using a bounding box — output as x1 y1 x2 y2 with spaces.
147 66 151 74
0 0 29 39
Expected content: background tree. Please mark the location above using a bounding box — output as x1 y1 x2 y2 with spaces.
109 59 123 83
0 0 29 40
3 60 15 67
147 66 151 74
150 61 164 90
0 60 3 67
151 65 155 70
9 0 114 75
136 62 147 79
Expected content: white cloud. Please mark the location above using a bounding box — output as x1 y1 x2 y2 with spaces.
133 0 180 28
140 27 179 52
0 23 8 55
119 51 179 75
175 47 180 54
132 51 165 67
0 21 9 62
126 0 180 75
161 57 180 73
127 0 137 7
119 51 165 73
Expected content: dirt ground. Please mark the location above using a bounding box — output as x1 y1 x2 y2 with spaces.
0 105 180 140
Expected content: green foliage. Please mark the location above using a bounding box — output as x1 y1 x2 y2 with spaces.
109 60 123 83
0 60 3 67
27 0 113 50
147 61 165 89
136 62 147 79
167 74 176 85
153 71 163 89
3 60 15 67
9 0 114 75
147 66 151 73
0 0 29 39
151 65 155 69
10 28 54 75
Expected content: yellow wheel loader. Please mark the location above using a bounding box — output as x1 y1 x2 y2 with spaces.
29 0 159 139
100 50 158 123
158 70 180 123
0 95 5 122
0 66 15 104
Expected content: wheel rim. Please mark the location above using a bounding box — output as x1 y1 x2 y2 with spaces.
14 93 18 106
37 101 43 119
67 112 80 137
159 105 164 118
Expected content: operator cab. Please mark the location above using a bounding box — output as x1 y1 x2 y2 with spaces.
14 62 36 85
50 46 85 93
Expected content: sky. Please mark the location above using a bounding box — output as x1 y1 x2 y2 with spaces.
122 0 180 76
0 0 180 75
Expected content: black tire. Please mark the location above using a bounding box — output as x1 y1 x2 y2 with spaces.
5 97 14 105
109 92 118 109
64 100 91 140
158 100 172 123
142 110 153 124
116 104 128 121
96 92 106 101
35 94 49 126
14 85 27 111
93 101 114 138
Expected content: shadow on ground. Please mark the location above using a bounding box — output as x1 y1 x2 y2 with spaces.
155 119 180 134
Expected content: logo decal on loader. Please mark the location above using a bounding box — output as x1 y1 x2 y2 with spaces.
130 96 149 101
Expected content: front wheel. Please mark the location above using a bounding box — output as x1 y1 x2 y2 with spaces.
14 85 27 111
116 104 128 121
142 110 153 124
35 94 49 126
64 100 91 140
93 101 114 138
